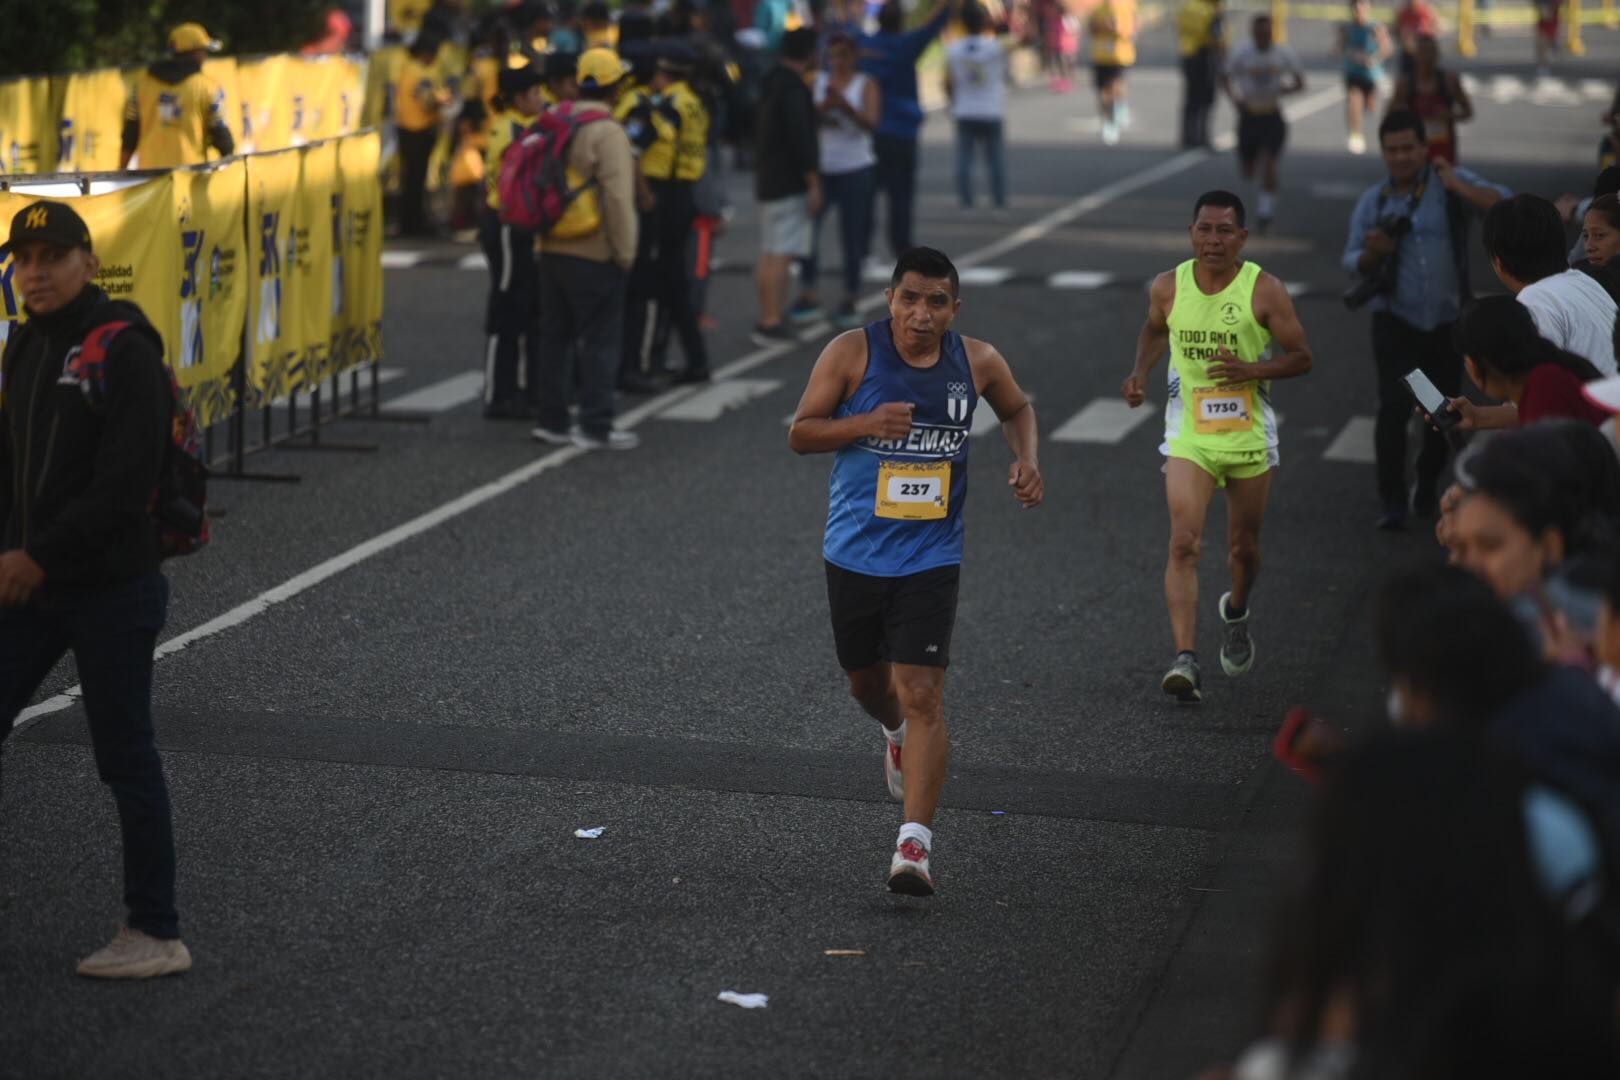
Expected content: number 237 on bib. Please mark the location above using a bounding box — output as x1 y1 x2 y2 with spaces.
875 460 950 520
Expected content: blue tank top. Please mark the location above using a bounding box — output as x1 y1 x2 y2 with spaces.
1343 22 1382 81
823 321 977 577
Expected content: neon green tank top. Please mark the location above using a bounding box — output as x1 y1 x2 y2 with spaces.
1166 259 1275 454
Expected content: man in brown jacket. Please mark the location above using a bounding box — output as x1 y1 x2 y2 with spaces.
532 48 642 450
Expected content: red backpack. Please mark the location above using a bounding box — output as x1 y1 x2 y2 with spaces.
497 103 611 237
67 321 210 559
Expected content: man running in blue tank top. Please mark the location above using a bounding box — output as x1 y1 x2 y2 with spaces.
789 247 1043 896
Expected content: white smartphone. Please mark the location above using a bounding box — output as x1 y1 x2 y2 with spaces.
1402 368 1459 429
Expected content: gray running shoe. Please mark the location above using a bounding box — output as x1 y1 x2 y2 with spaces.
1161 654 1201 705
77 925 192 980
1218 592 1256 676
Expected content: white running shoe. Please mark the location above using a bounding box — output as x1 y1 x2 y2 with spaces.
1219 592 1256 676
76 925 192 980
884 737 904 802
1348 132 1366 155
1161 653 1202 704
886 839 935 896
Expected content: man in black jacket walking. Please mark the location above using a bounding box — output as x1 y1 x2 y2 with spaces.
0 201 192 979
751 27 823 345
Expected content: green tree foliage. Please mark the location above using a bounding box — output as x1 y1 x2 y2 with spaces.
0 0 334 77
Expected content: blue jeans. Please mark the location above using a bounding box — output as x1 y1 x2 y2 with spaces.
955 118 1006 209
0 572 178 938
801 166 876 301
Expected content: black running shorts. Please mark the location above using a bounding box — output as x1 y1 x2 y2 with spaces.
1092 63 1125 91
1237 110 1287 164
825 561 961 671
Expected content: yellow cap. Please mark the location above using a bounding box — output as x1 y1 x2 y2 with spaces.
169 23 222 54
576 47 630 90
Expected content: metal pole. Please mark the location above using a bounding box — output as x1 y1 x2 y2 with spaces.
365 0 388 49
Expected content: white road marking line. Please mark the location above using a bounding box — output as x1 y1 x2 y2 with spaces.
957 266 1015 286
1528 76 1581 106
458 252 489 271
1049 398 1153 444
383 371 487 413
1582 78 1613 101
658 378 783 422
1048 270 1115 289
381 250 424 270
1323 416 1377 464
12 83 1347 732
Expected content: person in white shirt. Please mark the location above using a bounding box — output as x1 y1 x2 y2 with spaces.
945 2 1009 215
1485 194 1618 378
1222 14 1304 232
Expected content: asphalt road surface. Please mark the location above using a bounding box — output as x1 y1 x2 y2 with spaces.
4 21 1614 1080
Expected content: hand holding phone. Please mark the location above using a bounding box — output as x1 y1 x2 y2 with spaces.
1403 368 1460 430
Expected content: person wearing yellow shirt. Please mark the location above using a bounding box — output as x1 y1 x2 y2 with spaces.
120 23 235 170
1178 0 1225 149
618 44 713 391
396 36 454 236
1091 0 1137 146
479 67 550 419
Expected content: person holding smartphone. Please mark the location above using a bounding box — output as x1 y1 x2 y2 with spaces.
1439 297 1610 431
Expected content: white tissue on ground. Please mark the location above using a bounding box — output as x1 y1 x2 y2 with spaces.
573 827 605 839
717 991 769 1009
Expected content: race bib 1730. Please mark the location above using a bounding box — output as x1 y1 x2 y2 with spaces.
1192 385 1255 435
875 460 951 520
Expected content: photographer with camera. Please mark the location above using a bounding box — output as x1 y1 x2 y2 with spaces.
1342 110 1506 532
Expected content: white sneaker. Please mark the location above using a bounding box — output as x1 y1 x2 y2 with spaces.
531 425 573 446
76 925 192 980
1218 592 1256 676
1100 120 1120 146
883 737 904 802
886 838 934 896
1347 132 1366 155
572 428 640 451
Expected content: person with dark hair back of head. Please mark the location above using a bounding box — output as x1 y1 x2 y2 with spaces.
1124 189 1314 704
789 245 1042 896
1443 296 1609 430
1485 195 1619 381
1231 729 1620 1079
1342 108 1507 530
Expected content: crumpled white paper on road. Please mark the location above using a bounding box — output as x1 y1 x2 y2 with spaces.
574 827 605 839
717 991 769 1009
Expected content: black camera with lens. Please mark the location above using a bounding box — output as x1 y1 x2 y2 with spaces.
1343 214 1414 310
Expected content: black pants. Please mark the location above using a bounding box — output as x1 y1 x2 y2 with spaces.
397 127 438 236
479 210 540 409
0 572 177 938
537 253 626 439
873 133 919 259
1180 50 1218 149
1372 312 1462 508
622 181 710 378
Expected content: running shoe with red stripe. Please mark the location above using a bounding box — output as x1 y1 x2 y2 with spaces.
886 839 935 896
884 738 904 802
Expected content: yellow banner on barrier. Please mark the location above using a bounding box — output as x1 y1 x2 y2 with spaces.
174 161 246 427
246 147 302 400
0 176 177 361
289 57 366 146
55 69 128 172
0 76 59 175
238 56 293 156
362 46 407 130
202 57 244 147
337 131 384 369
295 139 337 383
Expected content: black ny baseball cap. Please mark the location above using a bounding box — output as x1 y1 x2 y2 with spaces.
1 200 93 257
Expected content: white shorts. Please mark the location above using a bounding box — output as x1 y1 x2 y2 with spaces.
759 194 812 258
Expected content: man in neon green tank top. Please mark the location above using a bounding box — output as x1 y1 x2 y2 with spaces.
1123 190 1313 703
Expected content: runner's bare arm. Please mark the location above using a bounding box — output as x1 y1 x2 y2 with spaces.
789 331 913 453
1448 72 1474 122
1214 272 1312 385
970 339 1043 509
1123 272 1174 407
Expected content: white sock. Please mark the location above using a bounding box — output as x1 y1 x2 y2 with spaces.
1258 190 1276 219
898 822 933 851
883 720 906 746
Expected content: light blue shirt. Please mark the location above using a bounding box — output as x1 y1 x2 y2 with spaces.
1341 165 1512 331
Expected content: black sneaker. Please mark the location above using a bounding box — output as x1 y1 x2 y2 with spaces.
616 372 669 395
482 400 533 420
1375 506 1408 531
751 324 796 347
672 366 712 385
